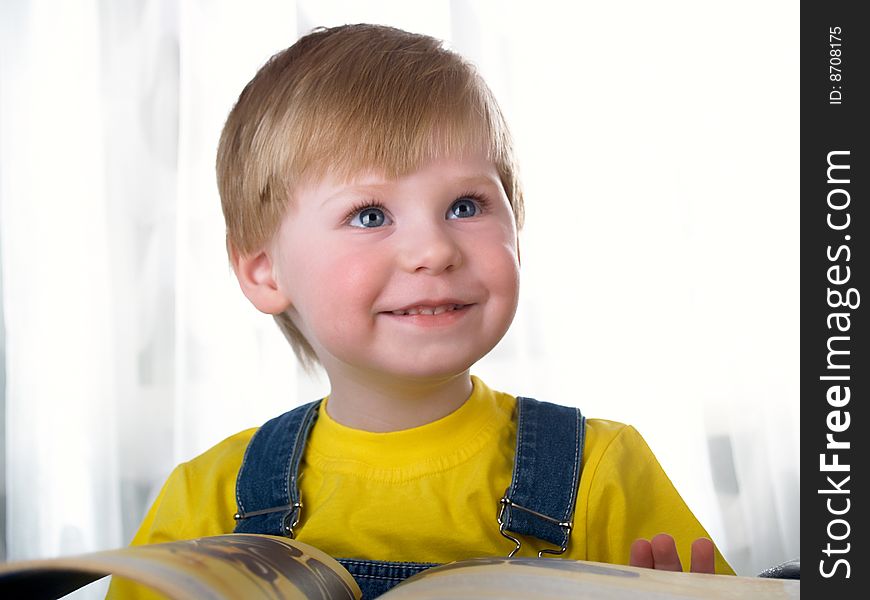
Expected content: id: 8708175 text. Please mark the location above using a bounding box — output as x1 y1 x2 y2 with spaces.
829 26 843 105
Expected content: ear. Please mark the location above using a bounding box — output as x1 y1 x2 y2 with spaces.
230 243 292 315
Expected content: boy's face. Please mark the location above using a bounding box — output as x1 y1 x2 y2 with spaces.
269 152 520 383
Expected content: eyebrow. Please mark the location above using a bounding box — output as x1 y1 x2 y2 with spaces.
320 185 382 208
455 174 503 188
320 173 501 208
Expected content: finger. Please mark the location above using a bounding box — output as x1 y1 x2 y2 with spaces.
650 533 683 571
690 537 715 574
630 539 654 569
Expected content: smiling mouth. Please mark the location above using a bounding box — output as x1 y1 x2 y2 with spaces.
387 304 471 316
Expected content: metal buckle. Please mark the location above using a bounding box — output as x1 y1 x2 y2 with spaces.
497 497 522 557
233 501 303 538
498 495 572 558
282 503 302 538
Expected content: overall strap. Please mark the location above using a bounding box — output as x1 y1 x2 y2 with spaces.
233 400 322 537
498 397 585 556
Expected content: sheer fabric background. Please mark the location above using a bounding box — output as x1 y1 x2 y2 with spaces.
0 1 798 596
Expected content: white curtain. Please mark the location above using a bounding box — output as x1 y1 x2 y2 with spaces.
1 1 798 595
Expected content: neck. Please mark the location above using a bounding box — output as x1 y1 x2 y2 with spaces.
323 369 473 432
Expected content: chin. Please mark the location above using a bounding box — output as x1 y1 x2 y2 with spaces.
367 351 481 381
383 361 474 381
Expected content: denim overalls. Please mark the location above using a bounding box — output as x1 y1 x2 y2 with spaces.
233 396 586 599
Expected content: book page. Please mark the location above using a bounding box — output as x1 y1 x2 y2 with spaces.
0 534 360 600
383 557 800 599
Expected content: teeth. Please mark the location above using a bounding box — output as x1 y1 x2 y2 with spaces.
391 304 464 316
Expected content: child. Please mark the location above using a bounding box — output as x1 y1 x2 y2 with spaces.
108 23 733 599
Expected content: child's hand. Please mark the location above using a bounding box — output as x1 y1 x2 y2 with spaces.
630 534 715 574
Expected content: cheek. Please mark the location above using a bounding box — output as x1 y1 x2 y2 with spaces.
303 248 389 336
471 232 520 299
492 257 521 325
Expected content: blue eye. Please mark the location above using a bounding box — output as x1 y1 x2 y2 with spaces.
447 197 479 219
350 206 389 228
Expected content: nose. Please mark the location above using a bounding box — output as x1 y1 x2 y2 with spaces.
397 222 463 274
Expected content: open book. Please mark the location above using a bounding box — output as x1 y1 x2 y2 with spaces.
0 533 799 599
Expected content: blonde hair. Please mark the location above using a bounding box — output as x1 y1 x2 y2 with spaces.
216 24 523 370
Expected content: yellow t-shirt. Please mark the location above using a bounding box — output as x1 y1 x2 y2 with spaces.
107 376 732 598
